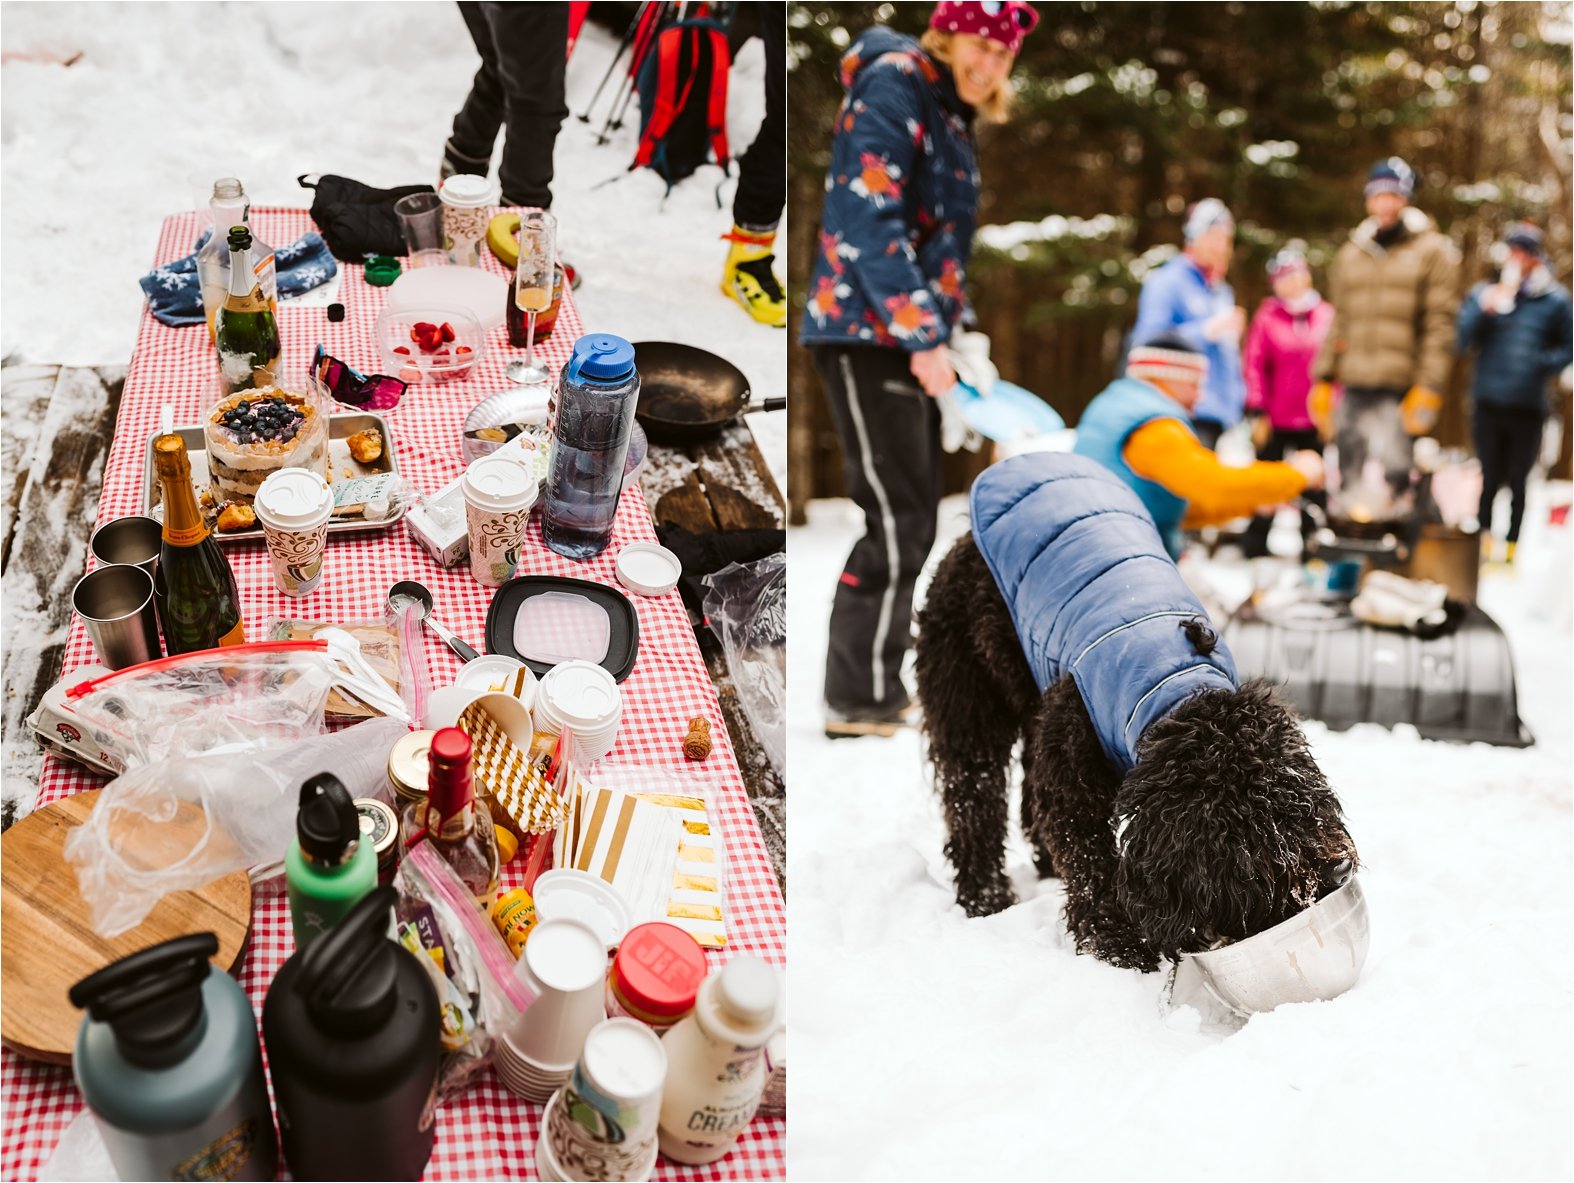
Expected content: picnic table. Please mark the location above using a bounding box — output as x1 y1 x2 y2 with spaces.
0 209 786 1181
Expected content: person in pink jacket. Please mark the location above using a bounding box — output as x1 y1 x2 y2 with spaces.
1241 245 1334 556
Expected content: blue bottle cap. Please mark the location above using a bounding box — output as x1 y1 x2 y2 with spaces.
565 334 636 384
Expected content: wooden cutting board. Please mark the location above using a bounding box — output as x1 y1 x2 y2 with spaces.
1 790 253 1065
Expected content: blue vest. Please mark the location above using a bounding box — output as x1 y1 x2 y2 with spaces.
969 453 1239 773
1073 378 1193 559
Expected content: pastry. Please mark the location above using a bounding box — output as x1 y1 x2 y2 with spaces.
346 428 383 464
203 387 328 504
216 503 257 532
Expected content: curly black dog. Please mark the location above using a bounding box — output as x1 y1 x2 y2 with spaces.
915 456 1357 972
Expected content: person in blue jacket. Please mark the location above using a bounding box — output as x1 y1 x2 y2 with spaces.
801 2 1039 737
1457 222 1573 565
1129 199 1248 449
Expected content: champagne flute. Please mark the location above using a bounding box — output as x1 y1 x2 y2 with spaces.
507 210 557 386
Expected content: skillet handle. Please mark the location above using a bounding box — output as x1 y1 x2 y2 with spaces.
758 398 786 413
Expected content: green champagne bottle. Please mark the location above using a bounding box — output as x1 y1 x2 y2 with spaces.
214 225 281 394
153 433 245 654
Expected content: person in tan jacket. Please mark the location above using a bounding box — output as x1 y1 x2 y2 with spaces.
1311 158 1460 512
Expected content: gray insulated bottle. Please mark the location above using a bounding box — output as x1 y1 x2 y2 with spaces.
263 885 441 1181
69 932 277 1182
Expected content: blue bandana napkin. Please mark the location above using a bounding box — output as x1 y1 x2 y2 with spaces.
137 229 339 327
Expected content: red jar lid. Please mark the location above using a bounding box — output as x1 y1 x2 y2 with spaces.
611 923 706 1020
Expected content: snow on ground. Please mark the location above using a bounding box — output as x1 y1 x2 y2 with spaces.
0 3 785 815
787 485 1573 1181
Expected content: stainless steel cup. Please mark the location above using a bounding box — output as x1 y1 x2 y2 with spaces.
72 564 162 669
89 515 162 577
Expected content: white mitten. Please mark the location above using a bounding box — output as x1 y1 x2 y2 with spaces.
948 330 998 398
936 385 984 454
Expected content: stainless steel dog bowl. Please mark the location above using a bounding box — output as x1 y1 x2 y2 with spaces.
1169 877 1371 1022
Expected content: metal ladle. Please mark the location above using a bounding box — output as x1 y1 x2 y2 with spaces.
387 580 480 663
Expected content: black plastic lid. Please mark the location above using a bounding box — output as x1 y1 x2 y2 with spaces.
69 933 216 1069
297 773 360 863
292 886 399 1037
484 575 640 682
226 225 252 252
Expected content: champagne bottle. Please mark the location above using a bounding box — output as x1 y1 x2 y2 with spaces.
153 433 245 654
196 178 278 343
214 226 281 394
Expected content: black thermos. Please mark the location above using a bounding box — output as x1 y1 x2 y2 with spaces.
262 886 441 1181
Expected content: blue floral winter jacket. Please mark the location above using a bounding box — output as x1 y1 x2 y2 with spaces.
799 26 979 352
970 453 1239 774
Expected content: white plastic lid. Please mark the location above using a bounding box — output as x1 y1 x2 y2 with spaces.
462 455 538 513
531 869 631 950
582 1019 666 1099
254 467 333 529
615 543 682 597
439 173 498 208
514 592 611 667
538 660 621 730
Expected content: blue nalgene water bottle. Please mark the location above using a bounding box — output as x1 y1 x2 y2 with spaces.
542 333 640 560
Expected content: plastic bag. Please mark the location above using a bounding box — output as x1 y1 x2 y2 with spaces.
63 717 407 937
266 597 432 724
61 641 341 771
393 842 531 1102
702 553 785 777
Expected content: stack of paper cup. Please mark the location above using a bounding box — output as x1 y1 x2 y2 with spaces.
493 918 607 1103
462 454 537 587
534 661 622 764
254 467 333 596
541 1018 667 1182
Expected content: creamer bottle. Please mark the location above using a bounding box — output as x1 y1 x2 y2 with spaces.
656 954 782 1165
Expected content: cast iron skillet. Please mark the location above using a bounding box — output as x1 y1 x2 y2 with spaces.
632 340 786 444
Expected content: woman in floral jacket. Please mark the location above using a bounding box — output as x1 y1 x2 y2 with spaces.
802 1 1038 736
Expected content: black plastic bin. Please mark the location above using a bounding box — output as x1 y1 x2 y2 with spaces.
1224 603 1533 748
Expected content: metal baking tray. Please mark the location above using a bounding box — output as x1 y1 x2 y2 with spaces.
142 411 404 544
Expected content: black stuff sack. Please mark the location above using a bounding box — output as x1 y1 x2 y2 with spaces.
298 173 436 261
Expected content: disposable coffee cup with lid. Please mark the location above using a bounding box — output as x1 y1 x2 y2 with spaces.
462 454 538 514
463 455 537 587
439 174 498 209
255 468 334 596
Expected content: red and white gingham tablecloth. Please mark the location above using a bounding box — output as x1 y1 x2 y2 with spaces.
0 210 786 1181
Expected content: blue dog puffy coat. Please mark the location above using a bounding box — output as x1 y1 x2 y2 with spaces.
968 453 1239 773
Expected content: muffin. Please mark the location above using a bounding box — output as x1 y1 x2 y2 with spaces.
203 386 329 504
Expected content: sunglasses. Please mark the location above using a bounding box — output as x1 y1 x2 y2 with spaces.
312 345 408 410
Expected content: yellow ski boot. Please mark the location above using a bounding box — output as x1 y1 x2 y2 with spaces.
722 225 786 328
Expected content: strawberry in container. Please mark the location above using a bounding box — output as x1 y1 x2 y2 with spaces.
376 305 483 384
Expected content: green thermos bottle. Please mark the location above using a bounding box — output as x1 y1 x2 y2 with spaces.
285 772 376 949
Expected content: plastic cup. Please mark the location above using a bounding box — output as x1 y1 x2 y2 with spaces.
545 1018 666 1181
72 564 161 669
394 192 447 268
462 455 538 587
507 918 608 1071
254 467 333 596
89 515 162 577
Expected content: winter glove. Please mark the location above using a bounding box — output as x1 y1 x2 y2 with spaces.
1308 381 1338 442
948 330 999 398
1400 385 1444 436
1351 571 1448 632
935 385 985 454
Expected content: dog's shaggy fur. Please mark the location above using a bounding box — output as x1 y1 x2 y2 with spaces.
915 534 1357 971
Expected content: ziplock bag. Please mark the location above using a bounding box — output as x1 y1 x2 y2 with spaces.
267 596 432 723
62 641 341 770
394 841 532 1102
702 553 785 777
62 716 407 937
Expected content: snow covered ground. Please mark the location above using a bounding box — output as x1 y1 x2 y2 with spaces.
787 486 1573 1181
0 2 785 815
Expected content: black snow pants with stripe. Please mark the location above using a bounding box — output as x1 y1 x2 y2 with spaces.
813 344 944 712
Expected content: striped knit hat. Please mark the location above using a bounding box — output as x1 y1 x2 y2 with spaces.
1127 336 1209 388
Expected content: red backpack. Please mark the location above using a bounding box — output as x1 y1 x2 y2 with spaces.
632 12 731 192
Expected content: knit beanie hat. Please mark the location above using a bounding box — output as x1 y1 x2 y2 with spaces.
1365 157 1416 200
929 1 1040 55
1182 198 1234 244
1266 246 1310 280
1503 222 1545 256
1127 335 1210 388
